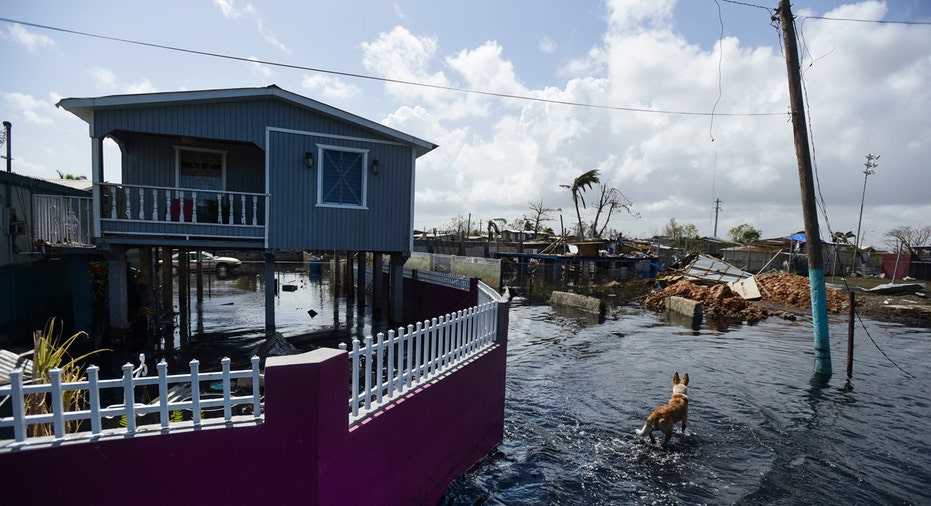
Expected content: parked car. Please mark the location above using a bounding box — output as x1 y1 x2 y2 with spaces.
166 251 242 275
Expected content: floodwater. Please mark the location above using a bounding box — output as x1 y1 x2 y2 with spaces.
158 267 931 504
442 304 931 505
154 262 388 371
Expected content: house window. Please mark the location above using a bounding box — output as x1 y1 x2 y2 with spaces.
317 145 368 208
176 148 225 191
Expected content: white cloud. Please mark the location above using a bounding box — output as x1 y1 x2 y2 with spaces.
393 3 410 22
6 23 55 53
301 74 361 99
125 80 158 94
4 92 55 125
213 0 289 53
372 0 931 240
248 57 275 80
214 0 242 19
90 67 117 89
446 42 527 96
537 34 557 54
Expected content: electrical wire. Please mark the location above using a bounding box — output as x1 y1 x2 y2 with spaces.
0 16 786 118
803 15 931 26
709 0 725 142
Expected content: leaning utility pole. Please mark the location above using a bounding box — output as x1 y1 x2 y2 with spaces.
778 0 831 377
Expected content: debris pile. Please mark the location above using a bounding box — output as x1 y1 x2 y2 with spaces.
641 271 848 325
755 271 847 313
641 280 770 323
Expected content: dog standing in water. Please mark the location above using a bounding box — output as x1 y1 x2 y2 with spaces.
636 372 689 446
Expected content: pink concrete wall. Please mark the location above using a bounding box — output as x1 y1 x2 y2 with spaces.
0 339 507 505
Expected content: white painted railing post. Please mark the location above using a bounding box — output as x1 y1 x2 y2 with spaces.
122 362 136 432
110 184 117 219
123 186 131 220
351 339 360 417
363 336 373 411
429 318 439 375
222 357 231 420
190 359 201 425
405 324 414 389
192 192 199 223
138 189 144 220
10 369 26 443
49 369 65 439
386 330 396 397
88 365 101 435
252 196 258 226
251 356 261 419
413 322 423 382
375 333 385 405
157 360 169 429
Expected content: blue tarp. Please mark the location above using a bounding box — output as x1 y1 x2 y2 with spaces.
784 233 825 243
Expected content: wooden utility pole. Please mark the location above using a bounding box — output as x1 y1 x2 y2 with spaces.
713 198 723 237
778 0 832 377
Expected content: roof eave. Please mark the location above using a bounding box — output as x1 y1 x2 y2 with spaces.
56 85 438 157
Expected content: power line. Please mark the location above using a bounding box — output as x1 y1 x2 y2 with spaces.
720 0 931 27
0 16 786 118
720 0 773 12
802 15 931 26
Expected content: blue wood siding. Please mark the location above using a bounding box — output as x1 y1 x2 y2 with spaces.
267 130 413 253
116 133 264 194
88 93 424 254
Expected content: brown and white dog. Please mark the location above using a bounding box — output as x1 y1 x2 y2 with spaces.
635 372 689 446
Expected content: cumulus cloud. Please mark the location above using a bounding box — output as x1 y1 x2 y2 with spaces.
369 0 931 239
301 74 361 100
4 92 55 125
6 23 55 52
125 80 158 94
247 57 275 80
90 67 117 89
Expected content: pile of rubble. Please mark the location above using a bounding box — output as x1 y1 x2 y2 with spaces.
641 270 849 325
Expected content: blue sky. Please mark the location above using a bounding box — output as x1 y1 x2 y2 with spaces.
2 0 930 246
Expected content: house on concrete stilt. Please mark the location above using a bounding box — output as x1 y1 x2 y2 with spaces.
54 85 437 338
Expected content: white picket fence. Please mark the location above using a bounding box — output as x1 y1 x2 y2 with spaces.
0 356 262 448
340 287 502 425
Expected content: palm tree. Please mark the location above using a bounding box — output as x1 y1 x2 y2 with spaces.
560 169 600 240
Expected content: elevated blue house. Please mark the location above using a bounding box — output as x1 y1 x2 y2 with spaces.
54 85 436 335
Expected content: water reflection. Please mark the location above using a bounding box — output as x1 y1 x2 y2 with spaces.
148 261 389 372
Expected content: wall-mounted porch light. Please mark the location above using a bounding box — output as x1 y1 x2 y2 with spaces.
371 159 381 175
305 152 314 169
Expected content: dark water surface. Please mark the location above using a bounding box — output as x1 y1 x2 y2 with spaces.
163 269 930 504
442 304 931 505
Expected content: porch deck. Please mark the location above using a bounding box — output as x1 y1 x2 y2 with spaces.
33 183 268 249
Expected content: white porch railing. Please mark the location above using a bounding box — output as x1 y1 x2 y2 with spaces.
99 182 267 227
340 283 504 425
0 356 262 449
33 194 94 247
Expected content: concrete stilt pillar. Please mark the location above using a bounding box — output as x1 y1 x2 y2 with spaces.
389 253 407 323
265 250 276 338
106 245 129 333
